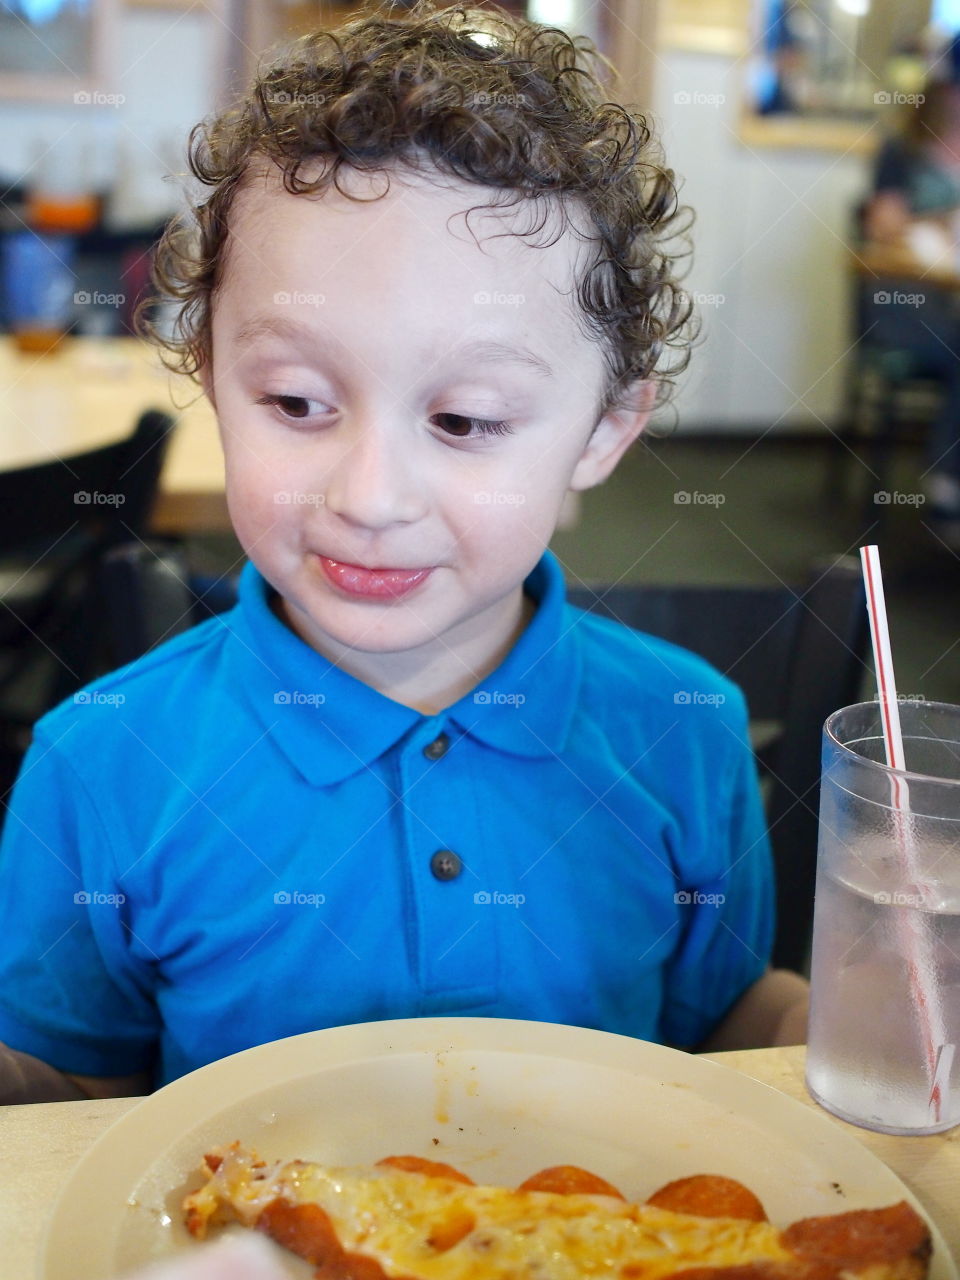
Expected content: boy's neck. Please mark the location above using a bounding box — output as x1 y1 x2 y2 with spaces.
268 587 537 717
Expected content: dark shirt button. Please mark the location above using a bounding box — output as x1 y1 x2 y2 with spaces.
430 849 462 881
423 732 450 761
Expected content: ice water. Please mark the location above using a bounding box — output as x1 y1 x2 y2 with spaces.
806 856 960 1134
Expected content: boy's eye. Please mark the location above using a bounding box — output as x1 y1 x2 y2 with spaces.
256 394 322 420
433 413 513 439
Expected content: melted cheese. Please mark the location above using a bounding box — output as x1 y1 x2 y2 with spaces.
185 1145 797 1279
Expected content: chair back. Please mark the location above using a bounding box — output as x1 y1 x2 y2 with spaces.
568 557 868 972
0 408 177 724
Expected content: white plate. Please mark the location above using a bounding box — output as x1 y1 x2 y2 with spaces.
41 1018 955 1278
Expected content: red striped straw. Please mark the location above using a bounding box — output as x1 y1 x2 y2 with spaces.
859 545 953 1122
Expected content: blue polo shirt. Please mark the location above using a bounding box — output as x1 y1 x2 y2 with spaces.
0 550 773 1088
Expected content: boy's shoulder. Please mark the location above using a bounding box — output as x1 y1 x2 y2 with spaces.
563 599 746 722
34 611 233 740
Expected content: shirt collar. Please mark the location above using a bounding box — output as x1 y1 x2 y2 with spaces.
224 549 581 786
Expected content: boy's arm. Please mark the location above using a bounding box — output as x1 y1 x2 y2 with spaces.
0 1041 152 1103
694 967 810 1053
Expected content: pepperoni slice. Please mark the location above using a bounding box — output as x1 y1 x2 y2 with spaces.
517 1165 626 1199
783 1201 931 1267
376 1155 474 1184
646 1174 767 1221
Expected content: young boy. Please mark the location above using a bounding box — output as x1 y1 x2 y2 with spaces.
0 0 807 1104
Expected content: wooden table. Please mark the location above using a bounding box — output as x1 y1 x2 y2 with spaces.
1 1045 956 1275
0 335 228 536
851 241 960 292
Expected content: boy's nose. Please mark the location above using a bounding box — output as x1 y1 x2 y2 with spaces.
322 421 428 530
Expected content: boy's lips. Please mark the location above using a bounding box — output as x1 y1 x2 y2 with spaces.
315 555 433 599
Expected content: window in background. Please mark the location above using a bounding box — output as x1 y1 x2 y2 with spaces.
0 0 117 100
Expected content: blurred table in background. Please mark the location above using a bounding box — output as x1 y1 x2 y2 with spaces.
852 241 960 292
0 336 227 536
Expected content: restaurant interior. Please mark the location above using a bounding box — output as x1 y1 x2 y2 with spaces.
1 0 960 1272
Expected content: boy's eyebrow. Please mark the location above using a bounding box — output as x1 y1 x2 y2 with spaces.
231 315 555 379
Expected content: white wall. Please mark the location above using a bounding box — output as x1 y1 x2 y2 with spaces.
652 49 872 432
0 6 218 226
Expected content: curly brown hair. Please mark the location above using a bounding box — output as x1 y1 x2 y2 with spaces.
141 0 696 423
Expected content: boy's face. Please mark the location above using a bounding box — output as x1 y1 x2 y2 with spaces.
206 158 649 683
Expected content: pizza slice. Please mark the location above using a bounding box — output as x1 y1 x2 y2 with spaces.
182 1142 932 1280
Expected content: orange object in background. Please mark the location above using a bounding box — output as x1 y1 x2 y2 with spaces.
11 327 68 356
26 191 100 235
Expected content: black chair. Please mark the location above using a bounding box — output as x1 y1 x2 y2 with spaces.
0 409 177 794
567 557 869 974
831 200 947 524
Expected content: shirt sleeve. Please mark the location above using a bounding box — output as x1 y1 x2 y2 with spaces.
0 725 160 1078
657 691 775 1049
873 137 911 193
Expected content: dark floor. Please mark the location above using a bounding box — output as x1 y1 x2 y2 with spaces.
549 435 960 708
189 434 960 707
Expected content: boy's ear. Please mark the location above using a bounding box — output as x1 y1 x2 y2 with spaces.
569 379 657 492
